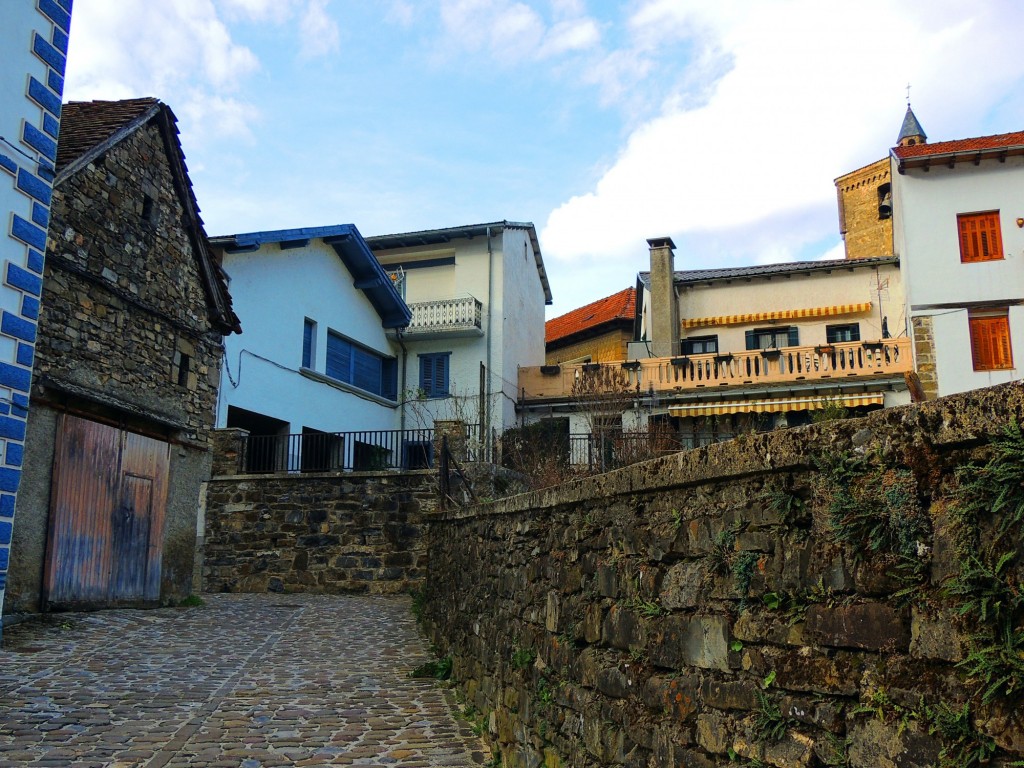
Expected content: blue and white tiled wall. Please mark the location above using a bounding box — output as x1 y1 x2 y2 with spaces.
0 0 72 625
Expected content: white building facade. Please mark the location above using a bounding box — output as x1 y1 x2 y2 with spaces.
891 131 1024 398
211 225 413 470
368 221 552 448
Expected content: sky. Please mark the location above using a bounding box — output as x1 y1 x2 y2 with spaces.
63 0 1024 317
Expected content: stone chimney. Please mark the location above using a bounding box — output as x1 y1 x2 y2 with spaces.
647 237 679 357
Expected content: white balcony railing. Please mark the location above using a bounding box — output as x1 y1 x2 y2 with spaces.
404 295 483 337
519 339 913 400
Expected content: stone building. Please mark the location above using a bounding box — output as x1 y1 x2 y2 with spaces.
544 287 636 365
833 104 927 260
4 98 240 615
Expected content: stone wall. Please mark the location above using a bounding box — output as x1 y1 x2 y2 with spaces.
547 329 634 365
422 382 1024 767
836 157 893 260
37 119 223 440
911 316 938 400
202 465 436 595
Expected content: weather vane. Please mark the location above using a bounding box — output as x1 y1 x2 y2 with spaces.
906 83 911 105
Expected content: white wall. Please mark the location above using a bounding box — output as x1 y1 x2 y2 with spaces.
376 226 548 438
499 228 547 431
217 241 400 434
893 155 1024 395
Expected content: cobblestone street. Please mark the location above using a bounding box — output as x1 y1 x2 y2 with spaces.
0 594 489 767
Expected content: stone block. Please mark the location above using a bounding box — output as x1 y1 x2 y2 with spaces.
805 603 910 652
847 719 940 768
649 614 730 672
602 605 646 651
641 674 699 721
696 710 731 754
909 607 968 662
659 560 705 610
700 677 759 711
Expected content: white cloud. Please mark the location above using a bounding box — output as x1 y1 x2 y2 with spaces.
299 0 342 59
65 0 261 142
541 0 1024 271
218 0 299 23
385 1 417 27
438 0 599 64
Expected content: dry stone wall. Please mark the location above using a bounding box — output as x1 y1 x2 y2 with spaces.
203 458 436 595
422 382 1024 767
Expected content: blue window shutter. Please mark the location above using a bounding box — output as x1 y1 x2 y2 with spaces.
382 358 397 401
302 319 314 368
326 332 352 382
436 354 449 396
745 330 756 351
787 327 800 347
353 346 381 394
419 356 433 394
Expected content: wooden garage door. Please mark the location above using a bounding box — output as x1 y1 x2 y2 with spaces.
43 414 170 608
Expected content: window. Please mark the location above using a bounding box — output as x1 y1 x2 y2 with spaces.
419 352 451 398
969 313 1013 371
746 327 799 350
302 318 316 369
681 335 718 355
958 212 1003 263
325 331 398 400
176 353 190 386
826 323 860 344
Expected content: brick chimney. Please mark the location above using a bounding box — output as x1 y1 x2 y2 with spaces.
647 237 679 357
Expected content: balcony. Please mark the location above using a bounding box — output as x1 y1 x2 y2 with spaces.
519 339 913 400
400 295 483 339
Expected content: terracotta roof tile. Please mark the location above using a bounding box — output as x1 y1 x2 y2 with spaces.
892 130 1024 159
56 98 161 173
546 287 635 345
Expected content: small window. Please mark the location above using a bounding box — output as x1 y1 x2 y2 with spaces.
826 323 860 344
302 318 316 369
176 353 190 387
141 194 154 222
969 313 1013 371
746 327 799 350
681 335 718 355
958 212 1003 263
419 352 451 398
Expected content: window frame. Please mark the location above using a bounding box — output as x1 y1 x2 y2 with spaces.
302 318 317 369
746 326 799 351
325 330 398 401
968 312 1013 372
957 211 1004 264
681 335 719 355
418 352 451 399
825 323 861 344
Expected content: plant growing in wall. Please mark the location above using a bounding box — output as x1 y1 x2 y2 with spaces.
944 421 1024 705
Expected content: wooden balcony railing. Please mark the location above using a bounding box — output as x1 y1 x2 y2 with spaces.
404 295 483 337
519 339 913 400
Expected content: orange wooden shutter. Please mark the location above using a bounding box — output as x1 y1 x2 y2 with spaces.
958 212 1003 262
969 315 1013 370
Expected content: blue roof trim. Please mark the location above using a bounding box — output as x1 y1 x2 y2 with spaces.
220 224 411 329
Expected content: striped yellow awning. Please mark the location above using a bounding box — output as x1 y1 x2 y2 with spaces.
682 302 872 329
667 392 885 417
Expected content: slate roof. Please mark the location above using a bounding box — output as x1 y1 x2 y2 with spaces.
546 287 635 345
55 98 161 173
892 130 1024 160
54 99 241 334
897 105 927 144
636 256 899 289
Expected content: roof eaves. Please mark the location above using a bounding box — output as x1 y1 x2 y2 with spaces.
54 102 162 186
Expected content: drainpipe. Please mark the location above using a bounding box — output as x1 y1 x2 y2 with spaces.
484 226 494 447
397 328 408 433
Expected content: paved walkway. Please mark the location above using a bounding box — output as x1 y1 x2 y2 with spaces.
0 594 488 767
